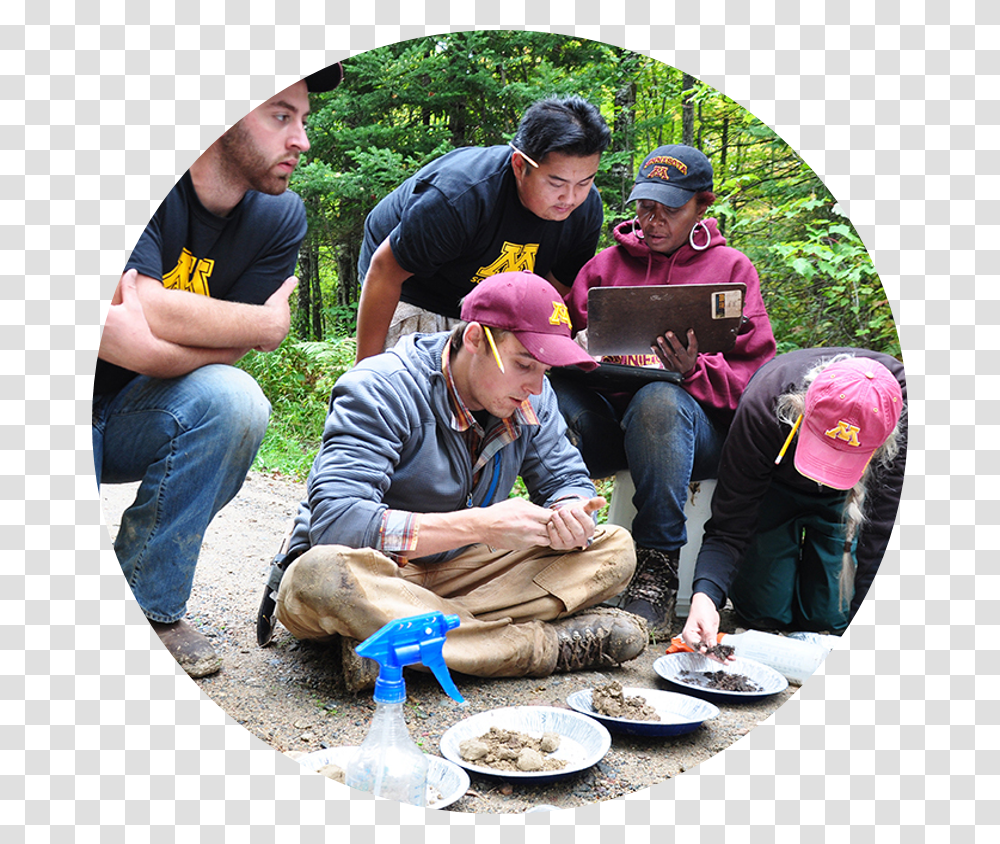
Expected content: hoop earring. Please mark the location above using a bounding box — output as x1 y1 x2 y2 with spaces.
633 217 644 240
689 220 711 251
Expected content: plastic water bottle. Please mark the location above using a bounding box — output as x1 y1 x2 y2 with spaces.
344 612 465 806
721 629 829 685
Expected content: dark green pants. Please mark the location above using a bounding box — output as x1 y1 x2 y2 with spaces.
729 482 856 633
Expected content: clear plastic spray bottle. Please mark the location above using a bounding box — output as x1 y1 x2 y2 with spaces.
344 612 465 806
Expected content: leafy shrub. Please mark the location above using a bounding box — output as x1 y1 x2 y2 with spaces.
238 338 356 479
763 199 901 358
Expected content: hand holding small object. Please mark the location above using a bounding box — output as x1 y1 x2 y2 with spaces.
546 496 606 550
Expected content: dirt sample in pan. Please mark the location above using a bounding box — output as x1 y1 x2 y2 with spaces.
458 726 567 772
591 681 660 721
681 669 763 692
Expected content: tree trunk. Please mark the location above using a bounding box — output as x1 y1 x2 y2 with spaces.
336 240 361 308
309 240 323 341
612 74 637 220
682 73 696 147
718 116 729 236
295 238 313 340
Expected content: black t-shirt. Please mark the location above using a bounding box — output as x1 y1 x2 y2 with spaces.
359 145 603 318
94 171 307 396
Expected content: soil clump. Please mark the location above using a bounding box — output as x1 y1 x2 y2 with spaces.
459 727 566 772
681 669 762 692
700 642 735 661
591 681 660 721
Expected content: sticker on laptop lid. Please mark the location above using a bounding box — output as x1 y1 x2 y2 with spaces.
712 289 744 319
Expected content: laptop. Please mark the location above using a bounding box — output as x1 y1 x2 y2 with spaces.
552 283 746 391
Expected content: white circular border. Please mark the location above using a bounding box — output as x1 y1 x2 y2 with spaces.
8 2 991 839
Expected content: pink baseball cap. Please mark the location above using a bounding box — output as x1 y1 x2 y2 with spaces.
460 272 598 371
794 357 903 489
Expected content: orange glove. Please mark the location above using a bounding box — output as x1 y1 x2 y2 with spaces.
664 633 725 654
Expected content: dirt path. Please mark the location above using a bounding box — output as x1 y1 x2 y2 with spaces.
101 471 796 814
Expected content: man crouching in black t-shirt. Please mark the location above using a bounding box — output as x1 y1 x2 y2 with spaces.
354 95 612 363
93 63 344 678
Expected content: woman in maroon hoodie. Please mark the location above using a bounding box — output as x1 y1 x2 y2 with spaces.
552 144 776 636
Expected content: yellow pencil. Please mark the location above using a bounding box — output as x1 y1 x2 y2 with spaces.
483 325 505 373
774 413 803 465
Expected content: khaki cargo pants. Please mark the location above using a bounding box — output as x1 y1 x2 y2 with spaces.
275 525 635 678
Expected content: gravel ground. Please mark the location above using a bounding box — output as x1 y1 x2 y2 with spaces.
102 471 798 814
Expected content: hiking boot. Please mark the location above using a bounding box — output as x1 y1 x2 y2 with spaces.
149 619 222 679
341 637 381 693
551 607 648 673
621 547 680 637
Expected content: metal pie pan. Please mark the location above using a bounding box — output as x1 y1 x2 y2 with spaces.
653 652 789 702
566 686 720 737
439 705 611 782
296 745 470 809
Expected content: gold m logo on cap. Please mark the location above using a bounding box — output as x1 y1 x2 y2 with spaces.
549 302 572 328
824 421 861 447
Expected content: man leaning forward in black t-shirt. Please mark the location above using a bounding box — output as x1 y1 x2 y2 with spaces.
354 95 611 363
93 63 344 678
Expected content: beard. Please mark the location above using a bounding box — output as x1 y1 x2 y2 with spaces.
216 120 294 196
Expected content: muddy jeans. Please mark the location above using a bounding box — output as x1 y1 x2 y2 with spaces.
275 525 635 678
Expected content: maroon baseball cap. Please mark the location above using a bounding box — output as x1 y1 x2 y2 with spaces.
795 357 903 489
460 272 598 371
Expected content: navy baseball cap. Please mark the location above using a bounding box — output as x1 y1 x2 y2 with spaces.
304 62 344 93
627 144 714 208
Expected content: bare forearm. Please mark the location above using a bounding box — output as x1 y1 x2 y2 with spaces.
99 331 246 379
409 497 585 558
410 509 486 558
545 270 571 297
135 274 289 351
355 239 412 363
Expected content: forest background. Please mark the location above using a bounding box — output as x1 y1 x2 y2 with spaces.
237 31 901 480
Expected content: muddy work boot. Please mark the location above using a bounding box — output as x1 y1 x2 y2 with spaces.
149 619 222 679
341 637 381 693
551 607 648 673
621 547 680 637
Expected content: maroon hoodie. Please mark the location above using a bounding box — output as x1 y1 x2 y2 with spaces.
564 217 776 423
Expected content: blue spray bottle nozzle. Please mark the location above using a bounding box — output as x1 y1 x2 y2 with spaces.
355 612 465 705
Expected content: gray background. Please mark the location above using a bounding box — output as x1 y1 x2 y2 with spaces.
2 0 996 839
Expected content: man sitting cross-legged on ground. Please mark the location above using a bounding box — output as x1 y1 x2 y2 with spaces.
257 272 647 689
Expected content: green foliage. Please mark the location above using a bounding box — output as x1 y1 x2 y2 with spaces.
251 32 899 476
237 338 356 479
761 199 900 357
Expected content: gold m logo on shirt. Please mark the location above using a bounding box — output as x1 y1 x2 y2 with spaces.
549 302 572 328
824 420 861 447
163 248 214 297
470 241 540 284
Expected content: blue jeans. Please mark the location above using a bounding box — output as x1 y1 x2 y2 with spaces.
550 375 726 552
93 365 271 623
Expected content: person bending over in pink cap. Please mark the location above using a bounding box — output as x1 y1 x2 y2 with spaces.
257 272 647 690
682 349 907 650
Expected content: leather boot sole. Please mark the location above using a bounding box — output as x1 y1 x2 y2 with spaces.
149 619 222 679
